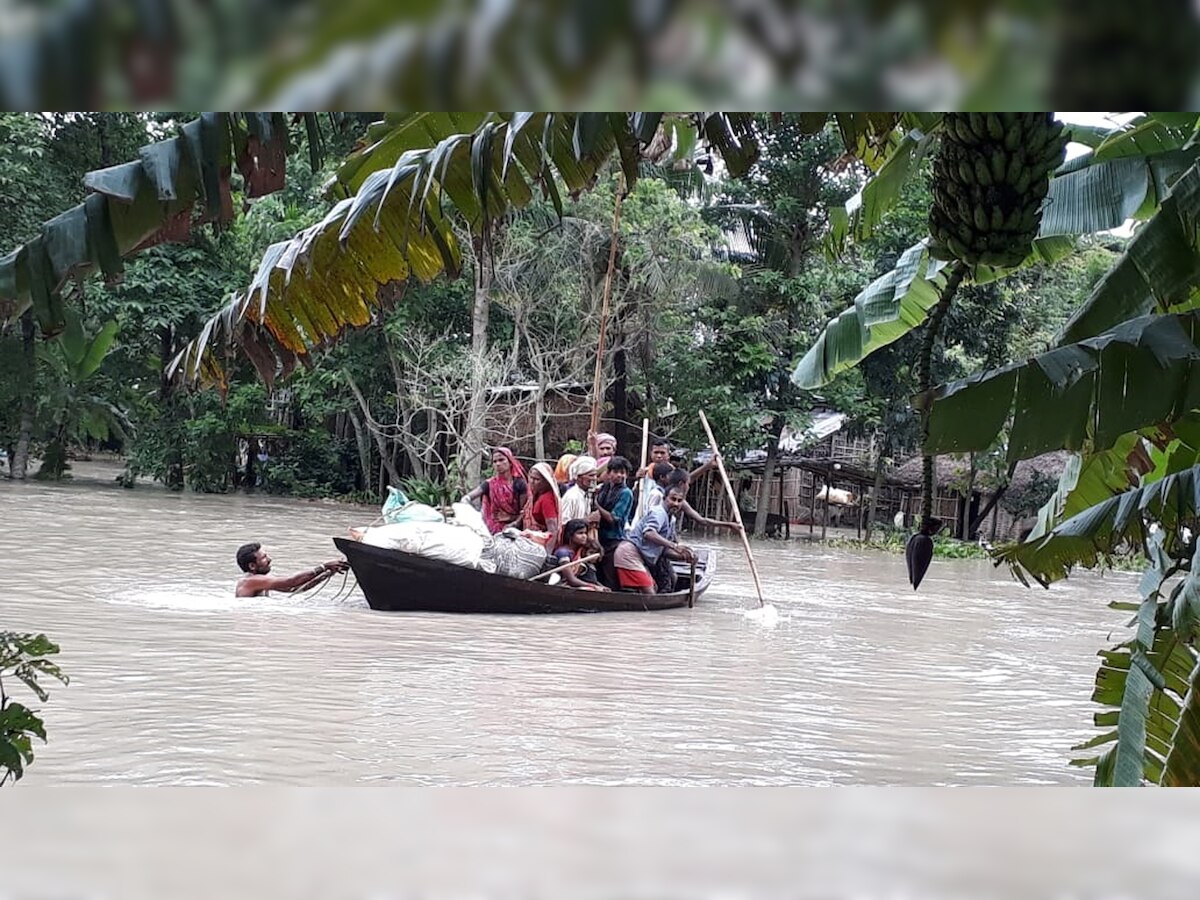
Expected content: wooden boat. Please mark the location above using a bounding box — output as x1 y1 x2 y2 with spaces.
333 537 716 614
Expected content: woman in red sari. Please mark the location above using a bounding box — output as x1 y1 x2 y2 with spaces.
462 448 528 534
521 462 562 548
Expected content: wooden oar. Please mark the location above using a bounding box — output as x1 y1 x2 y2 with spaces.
528 553 602 582
699 410 764 607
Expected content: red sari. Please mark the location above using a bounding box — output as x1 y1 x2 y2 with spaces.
521 461 562 547
480 448 526 534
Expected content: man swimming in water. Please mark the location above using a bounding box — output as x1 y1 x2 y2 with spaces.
235 542 349 598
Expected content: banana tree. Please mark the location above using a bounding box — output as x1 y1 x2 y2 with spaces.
0 113 297 338
989 462 1200 786
907 139 1200 781
35 311 126 479
793 112 1200 391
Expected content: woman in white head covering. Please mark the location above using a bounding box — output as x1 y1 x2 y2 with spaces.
559 455 599 525
520 461 562 548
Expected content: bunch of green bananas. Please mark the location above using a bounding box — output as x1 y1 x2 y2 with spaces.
928 113 1069 268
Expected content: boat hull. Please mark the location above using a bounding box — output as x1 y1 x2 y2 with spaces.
334 537 715 614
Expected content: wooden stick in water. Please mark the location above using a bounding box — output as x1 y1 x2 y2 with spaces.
528 552 603 582
698 410 764 607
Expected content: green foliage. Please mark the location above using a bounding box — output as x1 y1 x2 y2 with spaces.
0 632 69 786
262 431 360 499
33 310 126 479
1072 533 1200 786
829 530 993 560
398 476 451 508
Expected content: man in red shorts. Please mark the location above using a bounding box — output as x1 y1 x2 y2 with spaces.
612 486 696 593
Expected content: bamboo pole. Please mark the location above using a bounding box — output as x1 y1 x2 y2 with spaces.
634 417 650 521
699 411 764 607
589 175 625 437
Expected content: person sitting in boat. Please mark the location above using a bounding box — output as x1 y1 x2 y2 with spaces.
520 462 562 548
559 456 602 526
587 430 618 459
553 453 577 492
234 542 348 598
613 486 695 594
461 447 528 534
553 519 610 592
664 467 743 534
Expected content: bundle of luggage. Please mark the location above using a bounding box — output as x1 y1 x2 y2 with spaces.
353 491 554 579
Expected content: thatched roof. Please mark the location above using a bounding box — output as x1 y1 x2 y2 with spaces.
892 450 1069 493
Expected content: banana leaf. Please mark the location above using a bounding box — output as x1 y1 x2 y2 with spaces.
926 313 1200 463
1024 436 1145 545
1160 653 1200 786
792 240 948 389
1075 537 1200 786
996 463 1200 585
171 112 762 388
0 113 291 337
826 126 935 255
1057 158 1200 345
792 131 1200 391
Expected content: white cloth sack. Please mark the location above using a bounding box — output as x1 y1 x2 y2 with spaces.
450 501 492 540
360 521 491 571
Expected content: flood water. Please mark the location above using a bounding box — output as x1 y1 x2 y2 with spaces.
3 460 1138 786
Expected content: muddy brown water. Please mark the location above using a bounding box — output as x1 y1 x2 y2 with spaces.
2 460 1137 785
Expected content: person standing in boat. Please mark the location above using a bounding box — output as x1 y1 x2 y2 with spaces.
234 543 348 598
612 486 695 594
587 431 618 459
461 447 528 534
552 453 577 492
559 456 601 526
643 461 675 511
594 455 634 587
664 467 743 535
521 462 562 548
595 456 634 542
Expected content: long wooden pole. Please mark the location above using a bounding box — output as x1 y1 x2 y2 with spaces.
635 416 650 521
699 411 764 607
589 175 625 437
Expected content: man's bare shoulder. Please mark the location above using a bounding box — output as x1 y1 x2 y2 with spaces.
235 575 269 598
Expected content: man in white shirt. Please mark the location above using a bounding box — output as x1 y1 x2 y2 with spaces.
559 455 601 527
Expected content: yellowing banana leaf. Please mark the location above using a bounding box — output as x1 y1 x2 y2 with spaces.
172 112 761 389
331 113 489 197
